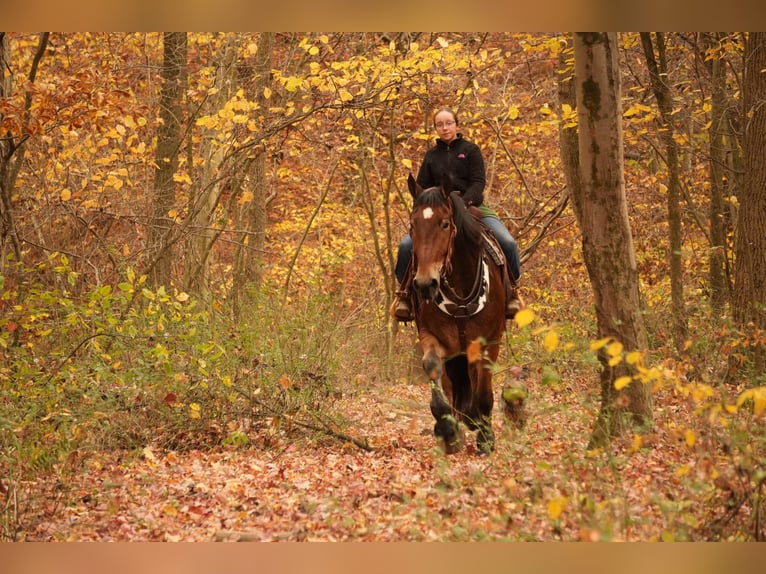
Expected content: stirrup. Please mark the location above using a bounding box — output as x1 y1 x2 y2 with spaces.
505 297 522 320
393 293 414 322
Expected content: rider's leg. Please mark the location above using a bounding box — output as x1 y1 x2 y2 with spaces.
481 216 522 319
392 234 415 321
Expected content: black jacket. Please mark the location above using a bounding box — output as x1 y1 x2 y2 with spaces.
416 134 486 207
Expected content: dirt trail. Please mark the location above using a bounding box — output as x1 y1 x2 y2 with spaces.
25 373 686 541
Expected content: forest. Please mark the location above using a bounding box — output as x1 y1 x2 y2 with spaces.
1 31 765 542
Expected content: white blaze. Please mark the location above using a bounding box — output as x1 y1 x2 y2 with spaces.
422 207 434 220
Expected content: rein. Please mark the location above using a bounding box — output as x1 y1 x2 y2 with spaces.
436 199 491 351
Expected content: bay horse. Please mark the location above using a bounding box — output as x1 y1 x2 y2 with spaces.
406 174 507 454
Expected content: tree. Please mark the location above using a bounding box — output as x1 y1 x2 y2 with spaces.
147 32 187 288
640 32 688 352
733 32 766 372
231 32 274 315
568 33 652 448
704 33 733 312
0 32 49 268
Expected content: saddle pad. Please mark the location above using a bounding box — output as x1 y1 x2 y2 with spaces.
481 230 505 267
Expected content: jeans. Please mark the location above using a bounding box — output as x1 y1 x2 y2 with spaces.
395 215 521 284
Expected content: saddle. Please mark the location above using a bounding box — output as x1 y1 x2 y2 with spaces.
467 205 505 268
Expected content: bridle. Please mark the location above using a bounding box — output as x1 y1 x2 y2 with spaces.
412 195 492 350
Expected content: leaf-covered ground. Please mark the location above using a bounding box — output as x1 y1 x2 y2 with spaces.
22 355 705 542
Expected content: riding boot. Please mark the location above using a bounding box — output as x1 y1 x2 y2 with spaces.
391 259 416 322
392 289 414 321
504 269 523 320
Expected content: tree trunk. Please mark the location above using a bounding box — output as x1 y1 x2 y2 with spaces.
571 32 653 448
231 32 274 316
640 32 688 353
147 32 187 288
183 34 240 299
557 36 581 222
0 33 49 269
733 32 766 373
706 33 731 313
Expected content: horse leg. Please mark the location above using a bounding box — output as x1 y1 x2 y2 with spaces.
469 359 496 455
430 379 464 454
421 334 463 454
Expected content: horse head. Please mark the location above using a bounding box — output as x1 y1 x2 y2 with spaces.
408 174 456 302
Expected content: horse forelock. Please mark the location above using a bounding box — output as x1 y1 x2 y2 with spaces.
412 186 446 209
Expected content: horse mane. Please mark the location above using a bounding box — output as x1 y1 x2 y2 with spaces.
448 191 484 248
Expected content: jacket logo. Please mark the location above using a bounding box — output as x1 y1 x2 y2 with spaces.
458 153 466 159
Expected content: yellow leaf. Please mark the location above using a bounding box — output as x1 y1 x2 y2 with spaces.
589 337 611 351
402 158 413 169
508 105 519 120
278 374 292 389
685 429 696 447
614 376 632 391
142 446 157 462
175 291 190 302
626 351 643 365
514 308 535 328
162 504 178 516
263 87 272 99
543 330 559 353
338 88 354 102
284 77 303 92
547 496 567 520
189 403 201 419
753 395 766 417
238 190 254 205
172 171 192 184
606 341 624 357
60 188 72 201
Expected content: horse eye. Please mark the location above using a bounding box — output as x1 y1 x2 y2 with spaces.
441 220 450 230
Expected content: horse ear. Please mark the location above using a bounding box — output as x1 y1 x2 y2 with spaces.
407 173 421 198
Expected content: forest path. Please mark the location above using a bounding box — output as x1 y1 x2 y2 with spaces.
25 365 684 542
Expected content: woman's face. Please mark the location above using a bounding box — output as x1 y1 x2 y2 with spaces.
434 111 457 143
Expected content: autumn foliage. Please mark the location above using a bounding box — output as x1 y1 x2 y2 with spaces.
1 32 765 541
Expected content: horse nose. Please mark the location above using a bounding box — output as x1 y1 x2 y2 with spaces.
414 276 439 300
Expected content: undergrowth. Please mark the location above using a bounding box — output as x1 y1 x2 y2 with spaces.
0 259 352 540
2 255 766 541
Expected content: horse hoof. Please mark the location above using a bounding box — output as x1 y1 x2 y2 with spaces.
435 415 464 454
477 427 495 455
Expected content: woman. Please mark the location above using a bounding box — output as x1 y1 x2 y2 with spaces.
393 107 522 321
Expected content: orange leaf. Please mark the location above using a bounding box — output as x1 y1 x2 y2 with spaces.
466 337 485 364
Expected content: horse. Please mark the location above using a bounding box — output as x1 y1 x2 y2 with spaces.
406 173 507 454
